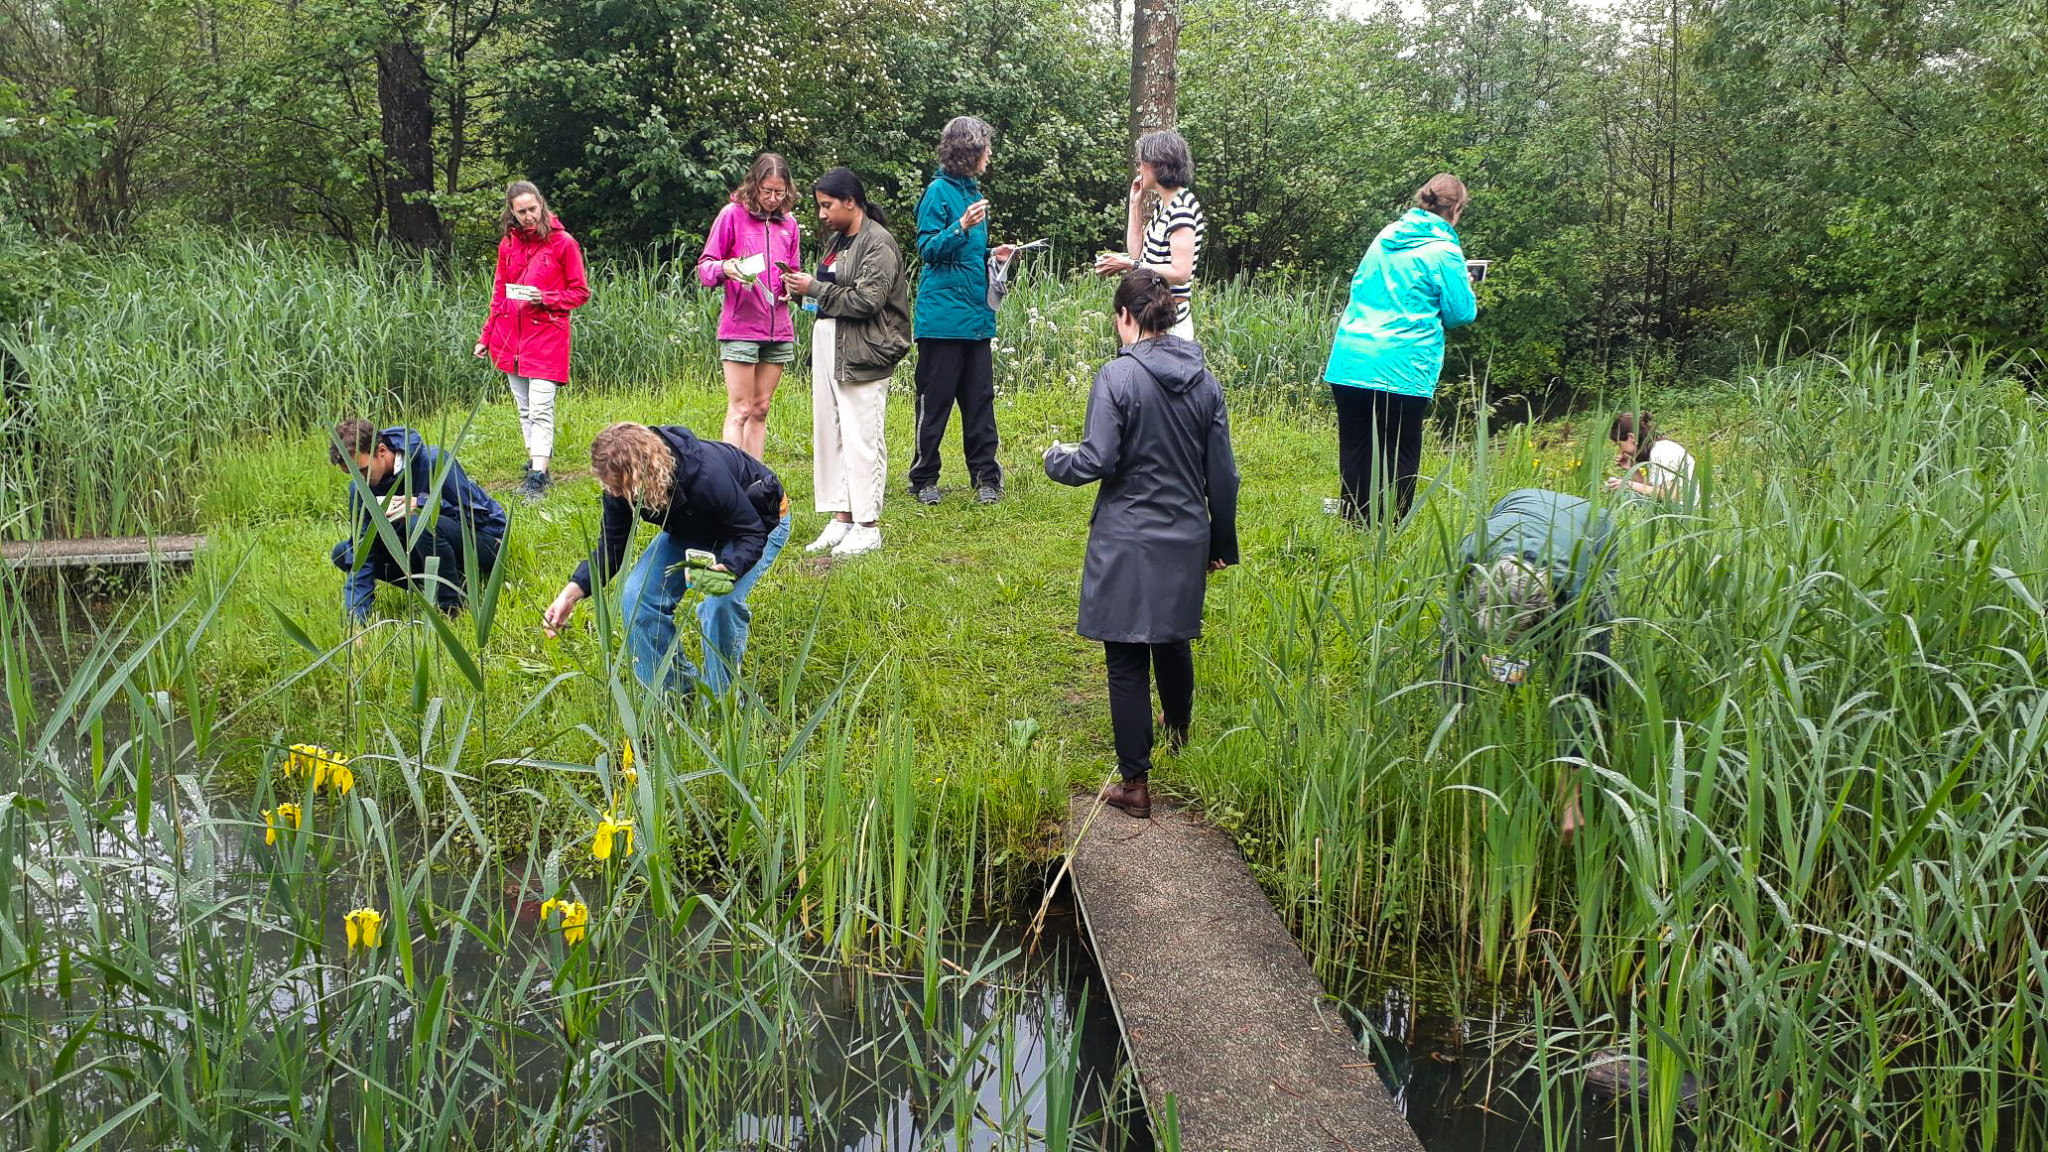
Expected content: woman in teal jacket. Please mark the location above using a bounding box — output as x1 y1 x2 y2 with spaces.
1323 173 1477 523
909 115 1016 506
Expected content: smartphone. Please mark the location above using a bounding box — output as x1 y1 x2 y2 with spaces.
774 260 793 274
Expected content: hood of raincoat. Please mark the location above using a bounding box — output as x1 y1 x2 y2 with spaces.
1380 207 1460 253
1121 334 1208 394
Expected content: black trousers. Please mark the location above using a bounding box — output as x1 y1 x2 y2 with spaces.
909 338 1001 490
1332 384 1429 523
1104 640 1194 782
331 516 501 611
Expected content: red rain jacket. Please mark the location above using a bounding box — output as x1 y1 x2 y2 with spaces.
479 215 590 383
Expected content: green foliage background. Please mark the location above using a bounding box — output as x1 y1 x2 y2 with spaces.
6 0 2047 390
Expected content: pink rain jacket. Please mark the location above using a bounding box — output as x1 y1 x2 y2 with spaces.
480 215 590 383
696 200 801 342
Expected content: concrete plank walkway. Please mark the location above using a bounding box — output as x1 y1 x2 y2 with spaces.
1065 795 1422 1152
3 534 205 569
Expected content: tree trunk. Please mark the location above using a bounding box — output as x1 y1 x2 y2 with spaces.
376 35 449 253
1129 0 1179 156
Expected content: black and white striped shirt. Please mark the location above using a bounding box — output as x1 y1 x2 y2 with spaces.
1141 189 1205 325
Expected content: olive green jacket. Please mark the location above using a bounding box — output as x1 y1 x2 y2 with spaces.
806 221 912 383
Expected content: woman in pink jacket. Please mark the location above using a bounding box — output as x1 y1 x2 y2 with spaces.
476 180 590 499
696 154 802 461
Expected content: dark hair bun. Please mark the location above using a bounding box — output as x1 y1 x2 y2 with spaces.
1112 268 1179 335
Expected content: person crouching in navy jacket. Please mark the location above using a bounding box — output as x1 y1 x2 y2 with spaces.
329 419 508 626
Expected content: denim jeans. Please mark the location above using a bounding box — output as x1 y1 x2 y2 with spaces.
618 514 790 696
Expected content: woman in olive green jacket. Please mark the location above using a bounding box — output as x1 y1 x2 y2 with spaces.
785 168 912 557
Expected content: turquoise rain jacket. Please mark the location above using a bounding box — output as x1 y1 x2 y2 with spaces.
913 170 995 340
1323 208 1477 399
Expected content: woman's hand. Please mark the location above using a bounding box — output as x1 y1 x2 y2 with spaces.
992 244 1016 263
541 583 585 638
506 284 543 304
960 199 990 230
720 258 743 281
1128 174 1147 204
783 270 814 296
1093 252 1135 277
1207 559 1231 573
473 342 488 359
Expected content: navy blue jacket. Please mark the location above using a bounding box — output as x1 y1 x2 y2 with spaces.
572 426 785 593
341 427 507 621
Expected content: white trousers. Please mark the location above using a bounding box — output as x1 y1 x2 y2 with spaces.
810 319 889 524
506 374 558 468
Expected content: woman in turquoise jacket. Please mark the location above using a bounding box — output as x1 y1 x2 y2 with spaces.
909 115 1016 506
1323 173 1477 523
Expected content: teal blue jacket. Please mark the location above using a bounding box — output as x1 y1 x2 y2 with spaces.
1323 208 1477 399
1460 489 1613 606
913 170 995 340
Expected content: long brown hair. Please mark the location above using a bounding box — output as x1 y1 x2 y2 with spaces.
500 180 552 239
590 423 676 511
732 153 795 219
1610 411 1661 465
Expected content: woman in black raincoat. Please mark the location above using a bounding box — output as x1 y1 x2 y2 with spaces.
1044 269 1240 818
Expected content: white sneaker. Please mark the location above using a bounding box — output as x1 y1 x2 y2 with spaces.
806 519 853 553
831 524 883 556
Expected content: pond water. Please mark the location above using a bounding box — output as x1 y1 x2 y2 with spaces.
6 587 1699 1151
1359 985 1697 1152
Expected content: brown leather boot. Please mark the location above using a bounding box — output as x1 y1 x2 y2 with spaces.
1100 775 1152 819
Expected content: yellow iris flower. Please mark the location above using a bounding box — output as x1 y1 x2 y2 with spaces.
539 898 591 945
344 907 384 951
287 743 355 795
592 809 634 861
619 740 637 788
261 802 303 845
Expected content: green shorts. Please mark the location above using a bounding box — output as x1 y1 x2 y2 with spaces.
719 339 796 365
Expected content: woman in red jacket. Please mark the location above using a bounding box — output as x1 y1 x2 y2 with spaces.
475 181 591 499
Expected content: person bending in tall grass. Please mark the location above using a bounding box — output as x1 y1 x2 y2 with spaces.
783 168 912 558
1441 488 1618 841
697 153 802 461
476 180 590 500
1045 270 1240 819
1322 173 1477 524
328 419 507 632
1605 410 1697 503
541 423 790 697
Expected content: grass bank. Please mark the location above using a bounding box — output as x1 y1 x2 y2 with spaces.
4 235 1344 540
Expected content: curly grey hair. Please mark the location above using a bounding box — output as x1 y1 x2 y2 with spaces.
937 116 994 176
1469 556 1554 644
1136 130 1193 191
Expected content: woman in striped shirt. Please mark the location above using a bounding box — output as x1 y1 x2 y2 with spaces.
1095 130 1205 340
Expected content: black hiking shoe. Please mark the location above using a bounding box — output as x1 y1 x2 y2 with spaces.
914 485 941 506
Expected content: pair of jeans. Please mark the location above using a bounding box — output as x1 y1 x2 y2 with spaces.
618 514 791 696
909 338 1001 491
1104 640 1194 782
331 515 501 616
1332 384 1429 524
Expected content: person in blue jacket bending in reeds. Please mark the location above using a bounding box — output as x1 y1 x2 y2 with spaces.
1322 173 1479 524
328 419 507 628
